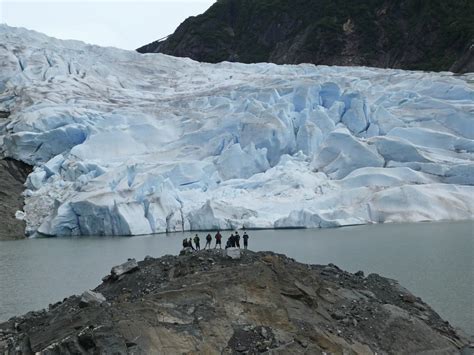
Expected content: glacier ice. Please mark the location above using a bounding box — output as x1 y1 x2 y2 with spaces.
0 25 473 236
311 127 385 179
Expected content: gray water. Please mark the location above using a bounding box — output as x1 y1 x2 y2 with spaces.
0 221 473 335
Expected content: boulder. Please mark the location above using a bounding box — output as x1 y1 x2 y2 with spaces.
179 247 194 256
110 259 139 279
79 290 106 307
400 293 418 304
226 247 241 259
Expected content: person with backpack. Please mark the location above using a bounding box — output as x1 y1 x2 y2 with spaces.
215 231 222 249
205 233 212 249
234 231 241 248
225 236 232 249
194 234 200 250
243 232 249 249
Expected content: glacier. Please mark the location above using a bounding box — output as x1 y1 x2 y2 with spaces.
0 25 473 237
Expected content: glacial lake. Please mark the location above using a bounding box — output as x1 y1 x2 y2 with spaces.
0 221 473 335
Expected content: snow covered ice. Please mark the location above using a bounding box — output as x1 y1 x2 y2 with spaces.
0 25 473 236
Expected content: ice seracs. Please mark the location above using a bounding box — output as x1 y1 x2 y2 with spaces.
0 25 473 236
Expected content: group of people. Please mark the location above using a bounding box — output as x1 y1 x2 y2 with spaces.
182 230 250 251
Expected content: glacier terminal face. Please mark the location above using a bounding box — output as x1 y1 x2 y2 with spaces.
0 25 473 236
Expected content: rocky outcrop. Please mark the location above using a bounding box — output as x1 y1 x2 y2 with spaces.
451 43 474 74
0 111 10 119
138 0 474 73
110 259 139 280
0 251 471 354
79 291 107 308
0 158 32 240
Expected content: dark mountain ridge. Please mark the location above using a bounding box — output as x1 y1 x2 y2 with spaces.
137 0 474 73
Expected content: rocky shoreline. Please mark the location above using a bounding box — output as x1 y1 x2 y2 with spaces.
0 249 472 354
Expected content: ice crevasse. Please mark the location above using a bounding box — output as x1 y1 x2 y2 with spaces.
0 25 473 236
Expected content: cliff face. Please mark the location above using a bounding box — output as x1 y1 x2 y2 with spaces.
0 250 469 354
0 158 32 240
137 0 474 73
0 109 32 240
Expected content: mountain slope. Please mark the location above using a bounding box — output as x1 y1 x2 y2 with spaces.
137 0 474 73
1 25 473 237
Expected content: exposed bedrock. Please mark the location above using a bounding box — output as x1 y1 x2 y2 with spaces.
0 251 471 354
0 158 32 240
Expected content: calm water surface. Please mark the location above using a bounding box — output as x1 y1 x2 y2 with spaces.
0 221 473 335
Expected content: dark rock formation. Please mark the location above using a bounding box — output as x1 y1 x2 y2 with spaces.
0 250 471 354
0 158 32 240
450 43 474 74
138 0 474 73
0 111 10 119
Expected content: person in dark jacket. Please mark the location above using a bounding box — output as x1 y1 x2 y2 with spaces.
194 234 200 250
215 231 222 249
205 233 212 249
188 238 195 250
229 234 236 248
182 238 188 248
234 231 241 248
243 232 249 249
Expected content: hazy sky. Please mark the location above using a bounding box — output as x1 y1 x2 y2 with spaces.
0 0 215 49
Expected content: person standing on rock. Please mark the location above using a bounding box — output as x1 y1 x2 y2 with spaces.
188 238 195 250
194 234 201 250
205 233 212 249
215 231 222 249
235 231 241 248
182 238 188 249
230 233 236 248
243 232 249 249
